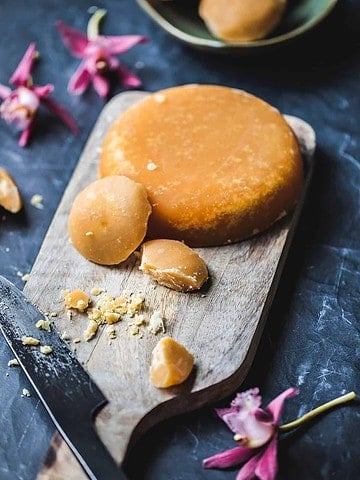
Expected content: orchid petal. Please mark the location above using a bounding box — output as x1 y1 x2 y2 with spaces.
68 62 91 95
92 74 109 98
41 97 79 135
216 407 237 423
33 84 54 98
236 450 264 480
10 43 36 87
232 389 262 410
116 64 142 87
98 35 147 54
254 409 273 423
57 21 89 58
255 436 278 480
0 84 11 99
266 388 299 424
224 409 274 448
203 445 254 469
18 123 33 147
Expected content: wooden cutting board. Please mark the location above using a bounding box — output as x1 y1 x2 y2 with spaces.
22 91 315 479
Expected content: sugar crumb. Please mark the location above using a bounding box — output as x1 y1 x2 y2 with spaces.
147 310 166 334
8 358 19 367
21 336 40 346
91 287 103 296
61 331 71 341
30 194 44 209
83 320 98 342
35 319 51 332
40 345 53 355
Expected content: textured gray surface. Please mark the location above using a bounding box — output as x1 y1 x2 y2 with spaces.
0 0 359 479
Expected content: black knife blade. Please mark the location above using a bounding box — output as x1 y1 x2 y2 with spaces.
0 275 126 480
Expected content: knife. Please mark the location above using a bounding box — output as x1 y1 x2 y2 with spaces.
0 275 126 480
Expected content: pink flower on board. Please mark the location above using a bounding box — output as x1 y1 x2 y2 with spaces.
0 43 79 147
203 387 298 480
57 9 147 98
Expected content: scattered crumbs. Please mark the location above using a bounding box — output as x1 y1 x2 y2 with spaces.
35 319 51 332
21 388 31 398
16 271 23 278
134 314 146 326
129 324 140 336
60 287 148 342
91 287 103 296
6 373 9 377
5 247 9 252
104 311 121 325
21 273 30 282
147 310 166 334
40 345 53 355
127 294 145 317
85 231 94 237
106 325 117 340
201 294 207 298
147 161 158 171
7 358 19 367
48 312 57 318
87 307 103 322
21 336 40 346
61 331 71 341
30 194 44 209
83 320 98 342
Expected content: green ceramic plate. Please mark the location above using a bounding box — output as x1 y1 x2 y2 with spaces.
136 0 338 53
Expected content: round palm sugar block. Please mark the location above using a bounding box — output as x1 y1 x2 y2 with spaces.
199 0 287 43
99 84 303 247
68 175 151 265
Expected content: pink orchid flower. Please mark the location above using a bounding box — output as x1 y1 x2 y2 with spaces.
203 388 356 480
203 387 298 480
0 43 79 147
57 9 147 98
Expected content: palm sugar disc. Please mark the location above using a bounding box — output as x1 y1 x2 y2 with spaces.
99 84 303 246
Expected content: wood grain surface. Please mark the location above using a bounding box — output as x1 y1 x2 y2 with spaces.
22 91 315 479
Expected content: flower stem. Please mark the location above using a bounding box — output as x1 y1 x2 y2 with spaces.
87 8 107 40
279 391 356 432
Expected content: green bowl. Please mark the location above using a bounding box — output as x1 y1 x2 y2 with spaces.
136 0 338 53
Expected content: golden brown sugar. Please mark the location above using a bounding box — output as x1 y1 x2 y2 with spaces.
99 85 303 247
68 175 152 265
63 289 90 311
140 239 208 292
150 336 194 388
0 167 22 213
199 0 287 42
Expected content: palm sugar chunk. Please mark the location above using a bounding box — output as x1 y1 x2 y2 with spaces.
0 167 22 213
140 239 208 292
150 336 194 388
68 175 151 265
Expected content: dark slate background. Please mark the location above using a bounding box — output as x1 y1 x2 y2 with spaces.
0 1 359 479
